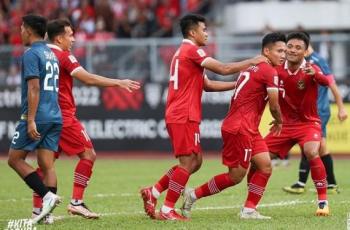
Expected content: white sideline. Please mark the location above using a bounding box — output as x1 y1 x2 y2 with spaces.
2 199 348 222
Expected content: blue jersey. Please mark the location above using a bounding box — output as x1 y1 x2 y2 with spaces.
306 52 332 117
20 41 62 124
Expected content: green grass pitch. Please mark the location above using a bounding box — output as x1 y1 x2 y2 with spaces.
0 156 349 229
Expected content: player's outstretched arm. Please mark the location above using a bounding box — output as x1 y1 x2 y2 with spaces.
203 76 236 92
202 55 267 75
27 78 41 140
267 89 282 136
329 82 348 121
72 68 141 92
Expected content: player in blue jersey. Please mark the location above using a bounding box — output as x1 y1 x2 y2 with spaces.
283 31 348 194
7 15 62 224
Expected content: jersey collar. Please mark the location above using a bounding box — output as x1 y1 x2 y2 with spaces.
284 59 306 75
47 43 63 51
182 39 196 46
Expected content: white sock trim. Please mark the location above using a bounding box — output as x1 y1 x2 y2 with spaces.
297 181 306 187
161 205 173 213
151 186 160 199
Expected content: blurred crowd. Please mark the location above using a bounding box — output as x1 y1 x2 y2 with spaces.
0 0 211 45
0 0 212 86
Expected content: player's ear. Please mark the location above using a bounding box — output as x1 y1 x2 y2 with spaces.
263 47 270 56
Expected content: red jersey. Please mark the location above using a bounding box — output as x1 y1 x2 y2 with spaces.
222 62 279 135
48 44 82 127
276 60 329 124
165 39 209 124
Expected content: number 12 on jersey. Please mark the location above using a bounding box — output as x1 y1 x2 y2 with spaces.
170 59 179 90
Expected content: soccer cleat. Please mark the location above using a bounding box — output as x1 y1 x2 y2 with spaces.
180 188 195 218
240 209 271 220
282 183 305 194
327 185 340 194
156 209 189 221
32 192 61 224
32 211 54 224
67 203 99 219
315 201 330 216
140 187 157 219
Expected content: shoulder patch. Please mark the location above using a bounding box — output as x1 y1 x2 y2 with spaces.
68 55 78 63
196 49 206 57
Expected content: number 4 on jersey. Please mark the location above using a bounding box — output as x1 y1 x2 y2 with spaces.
170 59 179 90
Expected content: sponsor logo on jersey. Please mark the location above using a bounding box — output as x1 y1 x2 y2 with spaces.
197 49 206 57
68 55 78 63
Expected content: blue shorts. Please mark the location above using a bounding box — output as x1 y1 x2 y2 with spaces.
10 122 62 152
320 114 330 138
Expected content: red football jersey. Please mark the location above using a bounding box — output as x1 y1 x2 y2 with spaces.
48 44 82 126
222 62 279 135
276 60 329 124
165 39 209 124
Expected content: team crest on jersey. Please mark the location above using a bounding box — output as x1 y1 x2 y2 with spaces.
68 55 78 63
297 79 305 90
196 49 206 57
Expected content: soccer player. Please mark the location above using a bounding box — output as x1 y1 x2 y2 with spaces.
181 32 286 220
7 14 62 224
31 19 140 221
265 32 331 216
140 14 268 221
283 32 348 195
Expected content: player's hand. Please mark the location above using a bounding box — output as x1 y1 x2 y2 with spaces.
302 62 316 75
269 120 282 136
338 107 348 122
27 120 41 140
252 55 269 65
118 79 141 92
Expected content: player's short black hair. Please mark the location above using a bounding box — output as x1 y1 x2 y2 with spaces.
300 31 310 40
180 14 206 38
22 14 47 38
47 19 73 41
262 32 286 50
286 32 310 49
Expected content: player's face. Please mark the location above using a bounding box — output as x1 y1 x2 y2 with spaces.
265 41 286 66
59 26 75 51
20 23 30 46
286 39 307 64
192 22 208 46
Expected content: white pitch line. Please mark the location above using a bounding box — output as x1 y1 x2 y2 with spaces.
0 193 136 203
0 199 321 222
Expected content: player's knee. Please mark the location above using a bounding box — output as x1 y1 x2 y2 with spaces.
228 169 245 184
7 157 16 169
259 164 272 174
80 148 96 162
191 160 202 174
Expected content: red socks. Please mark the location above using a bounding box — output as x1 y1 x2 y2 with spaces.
195 173 235 199
163 167 190 208
244 171 271 209
72 159 94 200
154 165 178 193
309 157 327 201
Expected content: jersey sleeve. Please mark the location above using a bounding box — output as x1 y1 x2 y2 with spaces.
187 46 209 66
61 52 82 75
262 65 279 91
23 50 40 80
312 64 329 86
